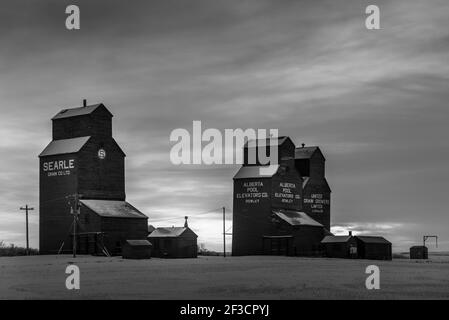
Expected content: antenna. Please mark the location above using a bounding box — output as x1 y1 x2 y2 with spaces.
423 235 438 248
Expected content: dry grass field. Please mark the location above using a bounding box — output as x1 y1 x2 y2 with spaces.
1 254 449 300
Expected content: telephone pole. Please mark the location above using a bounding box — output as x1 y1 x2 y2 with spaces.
20 205 34 255
223 207 226 258
69 194 80 258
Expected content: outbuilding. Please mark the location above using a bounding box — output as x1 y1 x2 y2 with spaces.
410 246 428 259
321 234 358 259
77 199 149 255
356 236 392 260
122 240 153 259
148 224 198 258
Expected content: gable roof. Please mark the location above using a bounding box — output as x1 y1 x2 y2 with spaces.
80 199 148 219
39 136 91 157
233 165 279 179
244 136 290 148
124 240 153 246
52 103 112 120
148 227 197 238
321 235 353 243
295 146 322 160
356 236 391 244
272 209 323 227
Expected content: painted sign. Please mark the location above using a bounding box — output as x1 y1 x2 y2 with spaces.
303 193 330 213
272 181 301 208
42 159 75 177
235 181 269 204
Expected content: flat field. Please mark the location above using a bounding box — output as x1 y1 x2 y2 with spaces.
1 254 448 299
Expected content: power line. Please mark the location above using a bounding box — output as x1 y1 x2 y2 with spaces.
223 207 226 258
150 207 223 223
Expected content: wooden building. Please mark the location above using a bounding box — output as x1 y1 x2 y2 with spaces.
232 137 326 256
77 200 148 255
321 234 358 259
355 236 392 260
410 246 428 259
148 224 198 258
321 234 391 260
39 102 148 255
122 240 153 259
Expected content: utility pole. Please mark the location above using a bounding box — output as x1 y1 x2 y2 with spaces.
70 194 80 258
223 207 226 258
423 235 438 248
20 205 34 255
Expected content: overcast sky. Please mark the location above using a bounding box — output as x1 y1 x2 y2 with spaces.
1 0 448 252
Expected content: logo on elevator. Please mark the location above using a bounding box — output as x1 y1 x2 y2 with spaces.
43 159 75 177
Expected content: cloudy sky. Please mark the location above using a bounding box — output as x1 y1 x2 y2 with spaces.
1 0 448 252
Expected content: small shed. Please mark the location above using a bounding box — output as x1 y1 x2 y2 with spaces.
410 246 428 259
356 236 392 260
321 235 358 259
78 199 149 256
148 226 198 258
122 240 153 259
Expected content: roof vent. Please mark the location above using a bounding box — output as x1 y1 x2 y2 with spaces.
83 99 87 107
184 216 189 228
301 143 305 148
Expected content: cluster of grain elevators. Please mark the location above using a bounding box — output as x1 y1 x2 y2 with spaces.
39 102 392 260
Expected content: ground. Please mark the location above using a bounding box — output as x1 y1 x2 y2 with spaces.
1 254 449 299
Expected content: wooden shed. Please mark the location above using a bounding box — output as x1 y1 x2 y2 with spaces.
356 236 392 260
321 234 358 259
148 227 198 258
122 240 152 259
77 199 149 256
410 246 428 259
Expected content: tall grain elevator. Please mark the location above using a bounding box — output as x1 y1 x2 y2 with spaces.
295 146 331 230
39 102 148 255
232 137 330 256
